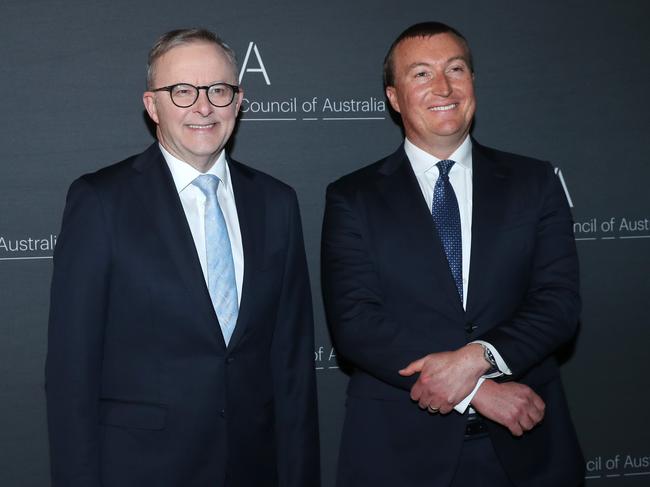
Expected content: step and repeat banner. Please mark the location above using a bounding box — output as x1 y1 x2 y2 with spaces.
1 1 648 485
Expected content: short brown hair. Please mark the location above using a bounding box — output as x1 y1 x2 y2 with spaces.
146 28 238 89
383 22 473 87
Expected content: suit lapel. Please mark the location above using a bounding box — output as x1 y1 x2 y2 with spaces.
224 158 264 350
130 144 225 348
375 147 465 317
466 141 511 323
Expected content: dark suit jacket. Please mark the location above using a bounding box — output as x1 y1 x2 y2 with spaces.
46 143 320 487
321 141 584 487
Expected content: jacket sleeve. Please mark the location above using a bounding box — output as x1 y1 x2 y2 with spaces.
45 177 110 487
321 183 430 392
270 189 321 487
479 163 581 378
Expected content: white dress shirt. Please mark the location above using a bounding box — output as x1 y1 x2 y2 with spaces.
160 145 244 305
404 136 511 413
405 137 473 307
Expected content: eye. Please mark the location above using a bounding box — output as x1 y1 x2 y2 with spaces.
414 71 431 80
447 64 468 76
209 85 226 96
172 84 195 97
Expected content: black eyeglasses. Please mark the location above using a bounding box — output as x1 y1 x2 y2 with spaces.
151 82 240 108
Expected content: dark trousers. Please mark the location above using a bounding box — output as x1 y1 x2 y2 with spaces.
450 435 515 487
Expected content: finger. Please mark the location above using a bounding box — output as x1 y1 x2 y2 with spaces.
530 404 545 424
410 383 423 402
532 395 546 412
509 423 524 437
399 358 425 376
415 387 435 407
519 414 536 431
438 404 454 415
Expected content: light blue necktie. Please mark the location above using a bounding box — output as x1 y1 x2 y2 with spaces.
193 174 239 345
431 160 463 302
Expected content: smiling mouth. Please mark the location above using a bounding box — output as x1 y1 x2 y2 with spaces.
187 123 216 129
429 103 458 111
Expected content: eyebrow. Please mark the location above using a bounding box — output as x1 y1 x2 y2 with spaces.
447 55 469 65
406 56 469 71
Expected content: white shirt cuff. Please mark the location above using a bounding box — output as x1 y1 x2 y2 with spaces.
472 340 512 377
454 377 485 414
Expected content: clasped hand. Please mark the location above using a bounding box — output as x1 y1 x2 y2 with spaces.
399 344 545 436
398 344 487 414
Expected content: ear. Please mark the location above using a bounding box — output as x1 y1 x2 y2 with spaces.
385 86 401 114
143 92 159 124
234 87 244 116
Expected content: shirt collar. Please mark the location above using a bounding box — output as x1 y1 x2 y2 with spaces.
404 136 473 176
159 144 231 194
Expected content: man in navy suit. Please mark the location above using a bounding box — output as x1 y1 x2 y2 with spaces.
46 28 319 487
322 22 584 486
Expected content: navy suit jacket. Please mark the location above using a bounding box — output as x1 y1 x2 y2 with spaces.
321 141 584 487
46 143 320 487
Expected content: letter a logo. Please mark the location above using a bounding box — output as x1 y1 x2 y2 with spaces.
239 42 271 85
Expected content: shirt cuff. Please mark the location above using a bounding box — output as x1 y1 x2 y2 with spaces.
472 340 512 377
454 377 485 414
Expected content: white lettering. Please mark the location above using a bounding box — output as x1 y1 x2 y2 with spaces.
619 217 649 232
0 234 58 254
239 42 271 85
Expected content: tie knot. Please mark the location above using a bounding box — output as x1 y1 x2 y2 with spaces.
437 159 455 178
193 174 220 197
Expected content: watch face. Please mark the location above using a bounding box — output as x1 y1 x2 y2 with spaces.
482 345 497 367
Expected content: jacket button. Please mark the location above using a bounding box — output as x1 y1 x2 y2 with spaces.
464 323 478 334
226 356 235 364
219 409 225 418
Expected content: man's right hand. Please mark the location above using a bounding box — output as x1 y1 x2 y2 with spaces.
471 380 545 436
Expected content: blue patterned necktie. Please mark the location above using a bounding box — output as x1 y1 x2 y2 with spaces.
193 174 239 345
431 160 463 302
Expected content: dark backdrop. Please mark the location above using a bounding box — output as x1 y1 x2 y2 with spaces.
1 1 648 485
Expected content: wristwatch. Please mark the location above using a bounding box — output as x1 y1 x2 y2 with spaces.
479 343 499 374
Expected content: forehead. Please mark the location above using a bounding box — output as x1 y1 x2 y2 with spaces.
393 33 469 69
153 41 235 83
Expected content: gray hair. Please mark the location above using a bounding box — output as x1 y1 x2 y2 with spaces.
146 28 239 89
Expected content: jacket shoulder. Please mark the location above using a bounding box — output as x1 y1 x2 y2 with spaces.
229 159 293 190
228 158 299 200
75 145 155 190
475 142 552 174
327 148 402 196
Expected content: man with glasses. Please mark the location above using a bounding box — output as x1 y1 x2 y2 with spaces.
46 29 320 487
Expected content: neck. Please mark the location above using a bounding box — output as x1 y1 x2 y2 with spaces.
158 139 222 173
407 133 469 160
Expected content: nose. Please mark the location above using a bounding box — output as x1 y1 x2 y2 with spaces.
193 88 213 116
431 73 452 97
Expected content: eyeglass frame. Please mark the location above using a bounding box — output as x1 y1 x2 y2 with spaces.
151 82 240 108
